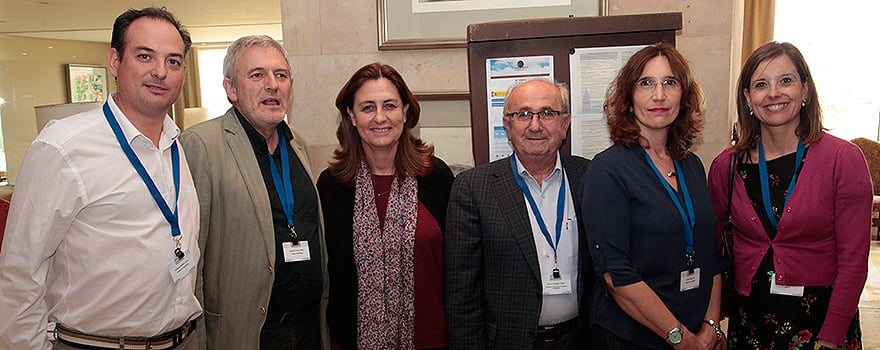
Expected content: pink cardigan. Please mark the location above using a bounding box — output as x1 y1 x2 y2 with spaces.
708 133 872 345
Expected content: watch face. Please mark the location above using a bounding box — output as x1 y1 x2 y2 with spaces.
668 329 683 344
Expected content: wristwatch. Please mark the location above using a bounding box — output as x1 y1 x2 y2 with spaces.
666 323 683 345
703 319 724 340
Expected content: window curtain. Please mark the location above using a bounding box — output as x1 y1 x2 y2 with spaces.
742 0 775 64
172 48 202 130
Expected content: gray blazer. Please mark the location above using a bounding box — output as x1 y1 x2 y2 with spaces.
444 154 592 350
179 108 329 349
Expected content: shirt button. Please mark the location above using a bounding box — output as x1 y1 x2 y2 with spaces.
260 307 266 315
786 207 792 213
750 217 757 222
268 266 273 274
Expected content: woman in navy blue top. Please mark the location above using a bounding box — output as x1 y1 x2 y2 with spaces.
582 43 726 349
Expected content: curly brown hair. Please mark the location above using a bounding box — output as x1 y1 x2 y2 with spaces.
733 41 824 153
328 63 435 186
604 42 705 160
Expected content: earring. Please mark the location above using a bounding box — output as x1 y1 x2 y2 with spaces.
801 100 806 107
748 107 754 116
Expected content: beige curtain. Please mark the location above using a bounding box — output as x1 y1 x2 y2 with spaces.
742 0 775 64
172 48 202 130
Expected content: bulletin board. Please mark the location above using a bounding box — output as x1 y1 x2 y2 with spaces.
467 12 682 165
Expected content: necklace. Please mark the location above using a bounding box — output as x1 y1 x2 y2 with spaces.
375 187 392 197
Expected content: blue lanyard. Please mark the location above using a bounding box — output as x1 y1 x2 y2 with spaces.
645 153 695 266
510 156 566 272
267 124 296 238
102 103 181 239
758 139 804 228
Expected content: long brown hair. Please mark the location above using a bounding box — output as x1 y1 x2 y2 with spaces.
328 63 434 186
604 42 705 160
733 41 823 153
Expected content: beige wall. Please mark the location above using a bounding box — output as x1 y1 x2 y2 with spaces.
281 0 470 174
281 0 744 174
609 0 743 165
0 36 115 184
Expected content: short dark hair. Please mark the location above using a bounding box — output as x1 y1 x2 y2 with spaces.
110 7 192 58
604 42 705 160
328 63 434 186
733 41 823 153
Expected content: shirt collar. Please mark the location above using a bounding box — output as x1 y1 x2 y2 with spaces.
107 93 180 150
514 152 563 184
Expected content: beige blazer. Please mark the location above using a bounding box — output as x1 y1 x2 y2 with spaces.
179 108 329 349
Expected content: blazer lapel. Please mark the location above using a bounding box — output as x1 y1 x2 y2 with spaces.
492 158 543 284
221 110 277 263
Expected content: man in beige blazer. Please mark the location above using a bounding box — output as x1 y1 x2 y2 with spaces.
180 35 328 349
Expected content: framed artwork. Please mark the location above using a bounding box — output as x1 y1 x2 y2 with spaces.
377 0 599 50
67 64 108 103
411 0 570 14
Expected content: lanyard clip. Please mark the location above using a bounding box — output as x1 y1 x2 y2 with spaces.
289 225 298 241
173 237 185 259
686 252 695 273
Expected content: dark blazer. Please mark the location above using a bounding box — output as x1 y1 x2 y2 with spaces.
316 158 455 350
445 154 593 350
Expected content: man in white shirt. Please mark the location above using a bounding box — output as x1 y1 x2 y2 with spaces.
0 7 201 350
445 79 594 349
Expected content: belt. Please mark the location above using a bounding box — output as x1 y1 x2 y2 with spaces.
536 317 578 343
55 319 197 350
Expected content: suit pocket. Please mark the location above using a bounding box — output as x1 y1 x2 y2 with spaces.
486 322 497 343
204 310 221 349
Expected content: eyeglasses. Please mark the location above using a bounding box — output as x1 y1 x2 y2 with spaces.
635 78 681 92
504 109 565 122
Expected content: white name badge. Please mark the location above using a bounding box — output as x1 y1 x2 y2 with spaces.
680 268 700 292
168 249 195 284
769 273 804 297
542 274 573 295
282 241 311 262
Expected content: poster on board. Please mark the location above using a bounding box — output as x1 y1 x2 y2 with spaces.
485 56 554 161
569 45 646 159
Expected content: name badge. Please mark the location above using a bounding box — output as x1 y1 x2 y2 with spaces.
542 274 573 295
680 268 700 292
282 241 311 262
769 273 804 297
168 248 195 284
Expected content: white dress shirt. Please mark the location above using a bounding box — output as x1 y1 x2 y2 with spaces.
515 154 579 326
0 94 202 349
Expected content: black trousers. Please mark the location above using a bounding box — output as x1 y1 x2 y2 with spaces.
260 305 321 350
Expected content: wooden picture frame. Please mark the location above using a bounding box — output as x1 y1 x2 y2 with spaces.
377 0 599 50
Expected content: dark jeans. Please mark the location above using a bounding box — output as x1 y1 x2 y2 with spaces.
259 305 321 350
589 324 671 350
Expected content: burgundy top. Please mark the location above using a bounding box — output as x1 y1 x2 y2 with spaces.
374 175 448 348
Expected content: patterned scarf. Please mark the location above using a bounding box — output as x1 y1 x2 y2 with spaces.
353 161 418 350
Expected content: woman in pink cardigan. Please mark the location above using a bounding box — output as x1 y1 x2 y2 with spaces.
708 41 872 350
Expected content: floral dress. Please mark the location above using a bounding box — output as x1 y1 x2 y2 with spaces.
728 149 862 350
